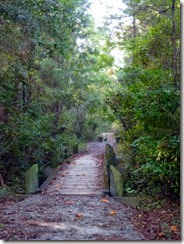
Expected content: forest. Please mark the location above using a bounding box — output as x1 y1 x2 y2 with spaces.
0 0 180 240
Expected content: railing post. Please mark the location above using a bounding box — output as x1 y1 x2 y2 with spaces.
105 144 123 197
26 164 38 194
105 144 115 196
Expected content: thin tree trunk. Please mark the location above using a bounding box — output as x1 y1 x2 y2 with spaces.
171 0 177 85
22 83 26 109
132 13 136 64
133 14 136 38
0 173 4 187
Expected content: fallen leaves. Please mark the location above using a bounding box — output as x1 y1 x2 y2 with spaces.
170 226 177 232
66 201 75 205
75 213 83 218
101 199 109 203
132 201 180 240
109 211 117 215
158 232 165 237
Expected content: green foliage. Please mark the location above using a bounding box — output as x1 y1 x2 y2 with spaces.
0 186 12 198
108 0 180 198
0 0 111 192
0 0 180 200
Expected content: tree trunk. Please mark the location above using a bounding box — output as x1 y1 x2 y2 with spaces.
22 83 26 108
171 0 177 85
133 14 136 38
0 173 5 187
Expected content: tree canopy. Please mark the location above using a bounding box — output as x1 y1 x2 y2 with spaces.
0 0 180 198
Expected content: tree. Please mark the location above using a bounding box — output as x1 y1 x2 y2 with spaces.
105 0 180 197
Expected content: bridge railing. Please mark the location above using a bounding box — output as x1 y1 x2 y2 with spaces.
104 144 123 197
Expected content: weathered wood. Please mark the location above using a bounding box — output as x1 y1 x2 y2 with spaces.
105 144 116 167
25 164 38 194
103 156 108 190
105 144 123 197
37 165 62 193
45 154 103 195
110 165 123 197
105 144 116 196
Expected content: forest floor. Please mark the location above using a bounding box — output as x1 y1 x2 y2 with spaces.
0 133 180 240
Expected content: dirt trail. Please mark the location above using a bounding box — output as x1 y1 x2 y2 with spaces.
0 133 145 240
